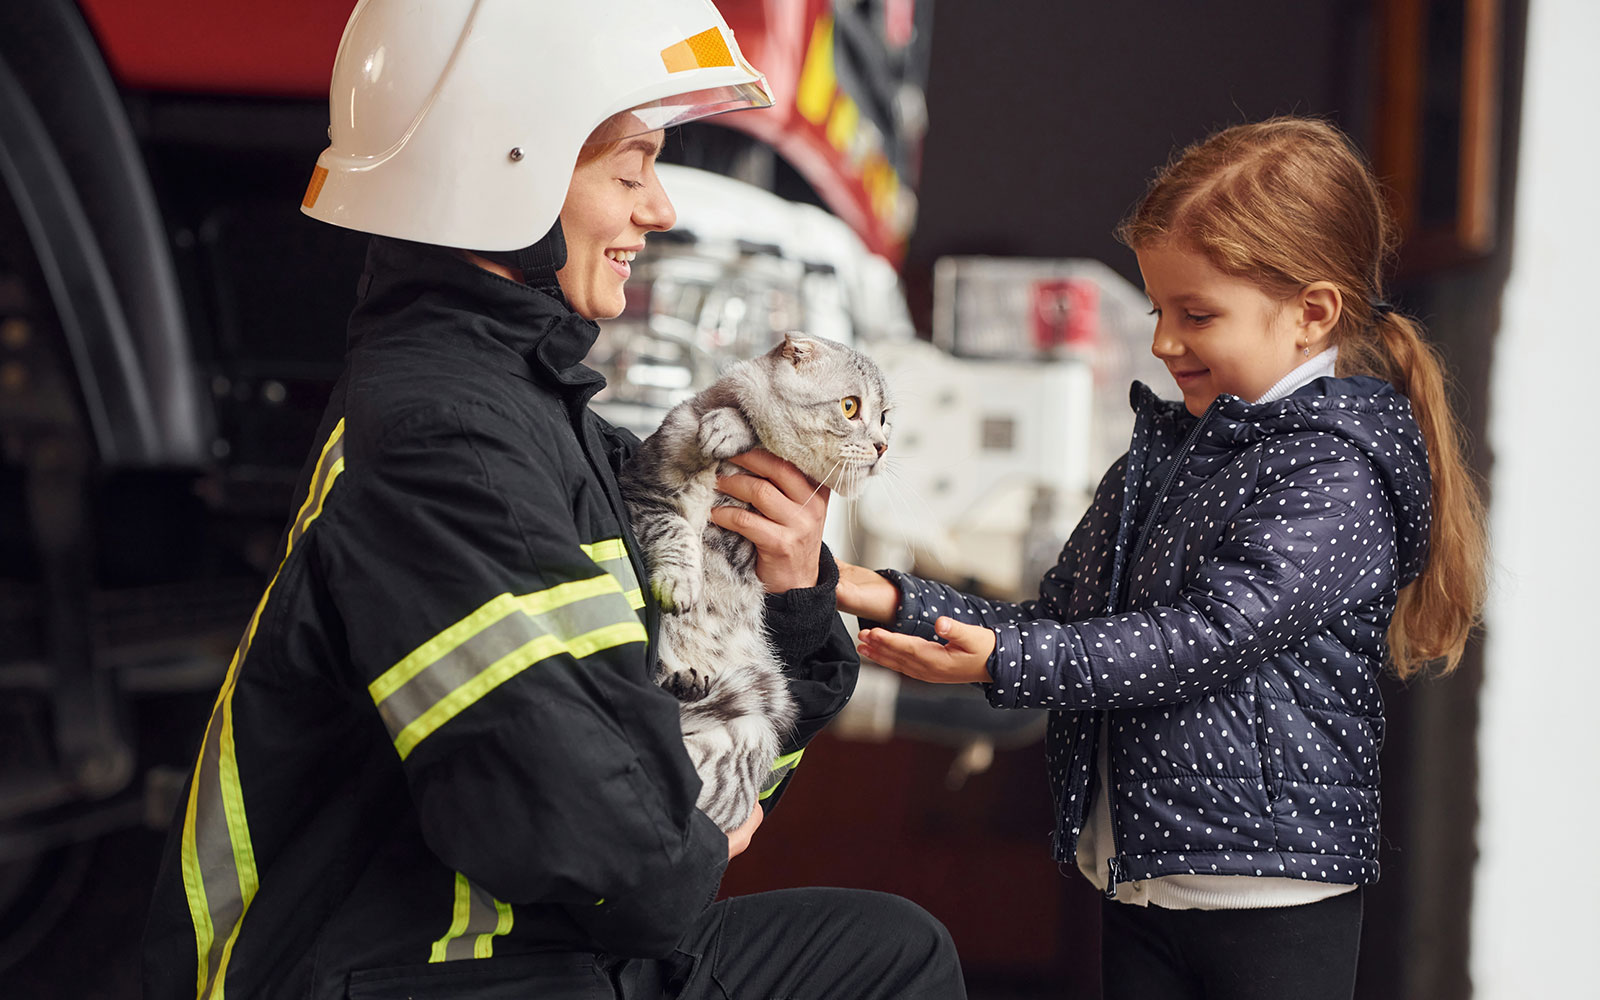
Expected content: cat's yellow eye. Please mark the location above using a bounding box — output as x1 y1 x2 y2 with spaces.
840 396 861 419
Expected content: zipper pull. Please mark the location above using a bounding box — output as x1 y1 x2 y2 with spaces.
1105 857 1123 899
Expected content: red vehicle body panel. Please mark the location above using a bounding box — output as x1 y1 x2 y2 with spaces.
74 0 916 263
76 0 347 100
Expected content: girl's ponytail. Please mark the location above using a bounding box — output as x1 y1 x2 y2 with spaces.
1345 310 1488 678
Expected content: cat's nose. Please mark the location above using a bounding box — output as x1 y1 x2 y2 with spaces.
874 442 887 457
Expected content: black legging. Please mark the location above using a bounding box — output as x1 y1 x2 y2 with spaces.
604 887 968 1000
1101 889 1363 1000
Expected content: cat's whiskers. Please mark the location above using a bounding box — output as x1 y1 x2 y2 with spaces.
873 463 945 565
840 489 860 562
801 456 846 511
864 470 921 563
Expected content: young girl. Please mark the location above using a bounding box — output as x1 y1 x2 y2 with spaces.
837 117 1487 999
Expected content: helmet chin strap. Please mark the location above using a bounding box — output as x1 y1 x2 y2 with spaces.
478 219 568 300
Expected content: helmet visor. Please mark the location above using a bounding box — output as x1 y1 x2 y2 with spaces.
587 80 775 145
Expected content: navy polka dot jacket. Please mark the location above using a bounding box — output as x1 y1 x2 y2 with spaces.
879 375 1431 887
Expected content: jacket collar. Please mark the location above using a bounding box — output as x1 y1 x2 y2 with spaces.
1127 373 1432 587
349 236 606 393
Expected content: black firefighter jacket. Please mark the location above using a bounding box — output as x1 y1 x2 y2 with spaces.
143 237 860 1000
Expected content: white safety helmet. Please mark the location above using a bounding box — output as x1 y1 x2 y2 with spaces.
300 0 772 251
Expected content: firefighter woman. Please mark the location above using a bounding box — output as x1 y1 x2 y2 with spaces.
142 2 965 998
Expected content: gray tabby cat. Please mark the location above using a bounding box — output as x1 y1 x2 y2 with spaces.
620 333 892 831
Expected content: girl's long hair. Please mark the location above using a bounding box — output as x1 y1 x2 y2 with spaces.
1118 116 1487 678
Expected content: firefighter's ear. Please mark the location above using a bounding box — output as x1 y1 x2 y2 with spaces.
780 333 817 367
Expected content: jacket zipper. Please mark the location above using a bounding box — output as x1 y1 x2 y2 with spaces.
1104 397 1219 898
1116 398 1219 611
1100 730 1125 900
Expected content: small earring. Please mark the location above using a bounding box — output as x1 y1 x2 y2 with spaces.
1301 345 1311 357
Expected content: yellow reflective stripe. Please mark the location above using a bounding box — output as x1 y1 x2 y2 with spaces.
429 873 474 963
390 621 646 759
179 781 212 997
430 874 514 963
286 422 348 559
393 633 564 757
580 538 643 614
474 900 514 959
758 747 807 801
370 575 647 760
369 576 624 703
181 419 346 999
521 577 633 621
369 593 520 704
579 538 629 563
568 620 651 659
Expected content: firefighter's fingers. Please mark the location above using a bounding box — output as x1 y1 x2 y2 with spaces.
707 501 783 549
708 502 819 593
724 449 830 513
726 801 763 860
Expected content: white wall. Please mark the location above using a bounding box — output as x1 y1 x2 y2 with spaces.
1471 0 1600 994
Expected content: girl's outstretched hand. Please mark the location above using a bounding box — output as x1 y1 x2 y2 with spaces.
857 617 997 685
835 560 900 621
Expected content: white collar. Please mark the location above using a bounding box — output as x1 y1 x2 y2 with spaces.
1254 346 1339 404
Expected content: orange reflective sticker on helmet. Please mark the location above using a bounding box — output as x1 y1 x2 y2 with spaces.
302 165 329 209
661 27 734 73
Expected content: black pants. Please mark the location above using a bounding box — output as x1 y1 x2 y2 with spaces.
1100 889 1363 1000
605 887 967 1000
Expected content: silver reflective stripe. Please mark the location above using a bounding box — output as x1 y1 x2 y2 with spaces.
370 576 647 759
287 433 344 549
181 421 347 999
186 672 241 997
373 589 629 738
431 874 514 962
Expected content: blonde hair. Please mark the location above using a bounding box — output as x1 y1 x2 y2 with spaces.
1118 117 1487 679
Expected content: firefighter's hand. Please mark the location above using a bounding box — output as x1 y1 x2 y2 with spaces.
835 560 900 622
726 802 763 860
710 449 828 594
857 617 997 685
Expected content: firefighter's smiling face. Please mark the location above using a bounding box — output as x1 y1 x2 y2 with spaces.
555 116 676 321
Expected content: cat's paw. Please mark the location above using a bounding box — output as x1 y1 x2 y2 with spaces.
662 665 715 702
650 566 701 614
697 407 758 461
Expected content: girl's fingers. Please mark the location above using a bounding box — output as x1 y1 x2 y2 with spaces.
858 628 942 673
858 625 995 684
935 617 995 655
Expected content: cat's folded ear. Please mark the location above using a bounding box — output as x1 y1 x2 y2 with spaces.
779 332 818 366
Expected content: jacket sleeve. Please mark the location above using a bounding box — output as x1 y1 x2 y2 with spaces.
870 456 1127 640
755 544 859 811
324 402 725 958
983 448 1399 711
